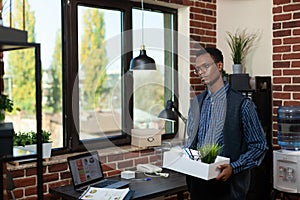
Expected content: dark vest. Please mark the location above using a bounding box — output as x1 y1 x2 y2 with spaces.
190 87 248 162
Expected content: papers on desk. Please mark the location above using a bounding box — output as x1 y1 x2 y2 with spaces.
79 186 131 200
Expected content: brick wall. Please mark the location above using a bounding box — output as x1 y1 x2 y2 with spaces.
7 148 165 200
272 1 300 147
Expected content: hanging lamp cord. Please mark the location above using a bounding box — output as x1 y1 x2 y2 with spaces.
141 0 144 46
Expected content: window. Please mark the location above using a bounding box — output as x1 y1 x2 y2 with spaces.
2 0 63 148
3 0 178 153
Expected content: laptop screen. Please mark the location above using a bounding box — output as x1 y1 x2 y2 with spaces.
68 151 104 189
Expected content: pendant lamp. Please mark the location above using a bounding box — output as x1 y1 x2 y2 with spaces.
130 0 156 70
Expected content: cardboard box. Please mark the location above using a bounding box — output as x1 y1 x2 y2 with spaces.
131 129 162 147
163 147 230 180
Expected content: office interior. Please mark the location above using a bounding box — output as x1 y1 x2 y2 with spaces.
0 0 299 199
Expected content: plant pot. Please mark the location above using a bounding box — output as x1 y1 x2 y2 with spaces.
15 143 52 159
232 64 243 74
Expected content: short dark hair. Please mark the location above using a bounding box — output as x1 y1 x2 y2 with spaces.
196 47 224 64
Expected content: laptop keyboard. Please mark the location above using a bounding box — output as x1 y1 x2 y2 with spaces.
93 179 117 188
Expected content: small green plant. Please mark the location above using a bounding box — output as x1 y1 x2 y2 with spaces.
226 29 258 64
0 94 13 121
197 143 222 164
14 130 52 146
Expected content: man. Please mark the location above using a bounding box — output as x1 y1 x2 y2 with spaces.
185 47 268 200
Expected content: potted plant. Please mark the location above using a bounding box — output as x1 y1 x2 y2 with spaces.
226 29 258 74
0 94 13 123
13 130 52 160
197 143 222 164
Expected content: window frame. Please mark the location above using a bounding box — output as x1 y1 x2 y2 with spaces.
59 0 178 154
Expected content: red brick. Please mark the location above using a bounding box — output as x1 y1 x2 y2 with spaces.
26 166 46 176
273 100 283 106
108 154 123 162
293 45 300 51
273 54 282 60
60 171 71 179
10 169 25 178
273 69 282 76
25 185 47 196
273 0 290 5
117 160 133 169
274 13 292 21
284 101 300 106
293 29 300 35
273 22 281 30
48 163 68 173
273 6 282 14
134 157 149 165
294 12 300 19
283 53 300 60
292 61 300 67
284 85 300 91
190 7 202 14
283 69 300 75
283 4 300 12
293 93 300 99
273 45 291 53
43 173 59 183
274 30 291 38
283 37 300 44
283 20 300 29
273 77 291 84
273 92 291 99
272 85 283 92
293 77 300 83
124 151 140 159
274 61 290 68
14 177 36 187
192 13 205 21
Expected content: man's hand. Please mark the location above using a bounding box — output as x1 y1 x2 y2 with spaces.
215 164 233 182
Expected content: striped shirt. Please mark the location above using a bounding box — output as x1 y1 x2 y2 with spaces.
197 83 267 173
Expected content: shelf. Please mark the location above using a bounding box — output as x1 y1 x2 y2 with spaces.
0 40 43 199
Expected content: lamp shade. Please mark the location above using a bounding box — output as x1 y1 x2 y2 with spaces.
158 100 177 121
130 45 156 70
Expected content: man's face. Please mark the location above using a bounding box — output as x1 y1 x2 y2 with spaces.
195 53 222 87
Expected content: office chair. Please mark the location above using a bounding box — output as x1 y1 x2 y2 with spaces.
6 171 16 200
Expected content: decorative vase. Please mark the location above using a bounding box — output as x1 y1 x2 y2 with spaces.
232 64 243 74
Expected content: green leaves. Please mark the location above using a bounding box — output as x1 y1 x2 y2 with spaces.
0 94 14 121
197 143 222 164
226 29 258 65
13 130 52 146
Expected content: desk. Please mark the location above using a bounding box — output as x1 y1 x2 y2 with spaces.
50 169 188 200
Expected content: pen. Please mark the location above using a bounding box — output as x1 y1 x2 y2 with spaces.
184 148 194 160
188 148 195 160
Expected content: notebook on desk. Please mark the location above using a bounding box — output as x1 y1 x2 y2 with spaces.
68 151 130 192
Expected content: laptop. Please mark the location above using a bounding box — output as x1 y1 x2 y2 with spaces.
68 151 130 192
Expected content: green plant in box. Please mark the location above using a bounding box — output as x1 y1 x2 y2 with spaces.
197 143 222 164
14 130 52 146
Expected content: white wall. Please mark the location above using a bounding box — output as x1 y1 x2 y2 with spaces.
217 0 273 76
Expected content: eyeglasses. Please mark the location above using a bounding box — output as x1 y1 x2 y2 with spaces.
194 62 215 75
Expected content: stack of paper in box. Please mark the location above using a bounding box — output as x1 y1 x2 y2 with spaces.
163 147 230 180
